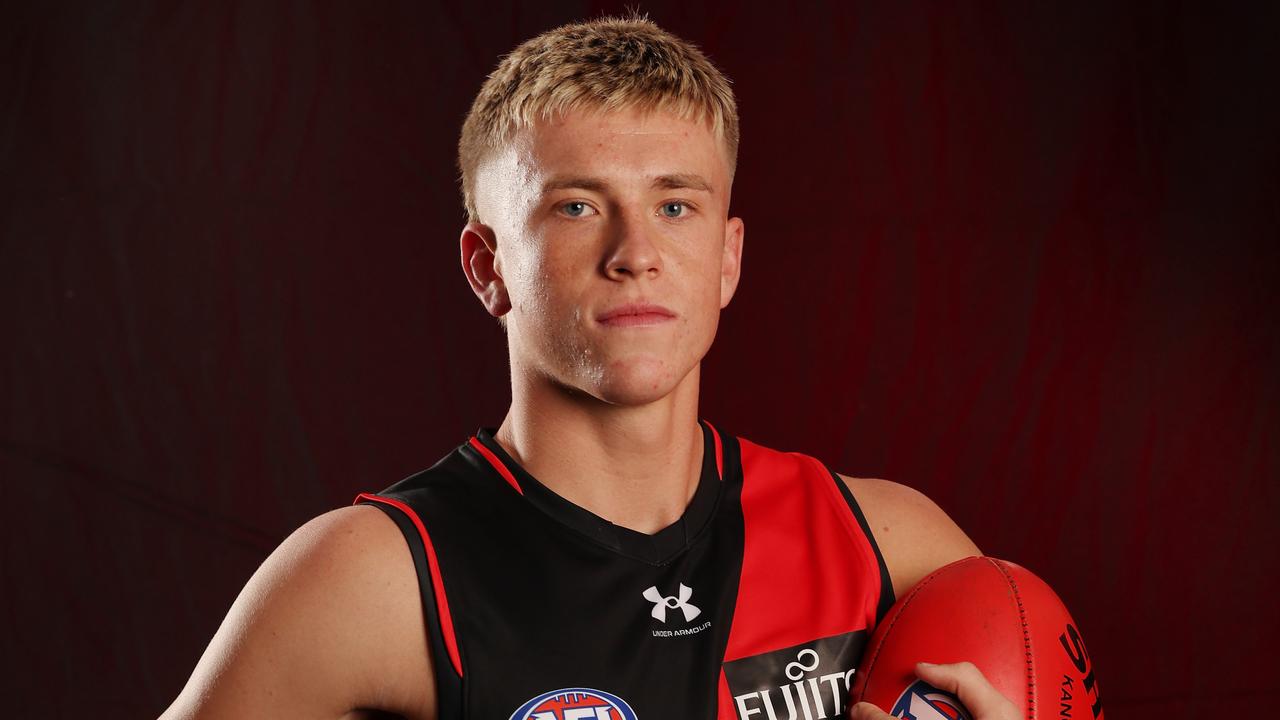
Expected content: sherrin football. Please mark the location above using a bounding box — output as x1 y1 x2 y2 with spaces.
850 556 1103 720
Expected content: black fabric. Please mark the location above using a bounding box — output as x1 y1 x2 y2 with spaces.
470 421 724 565
364 500 465 718
367 423 746 719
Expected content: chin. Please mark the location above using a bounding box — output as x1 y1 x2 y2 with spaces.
589 356 687 406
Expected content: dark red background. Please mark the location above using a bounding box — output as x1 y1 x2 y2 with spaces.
2 2 1277 718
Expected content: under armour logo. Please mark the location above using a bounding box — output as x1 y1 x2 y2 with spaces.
643 583 701 623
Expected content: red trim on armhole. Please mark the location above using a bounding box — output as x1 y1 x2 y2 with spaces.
468 437 524 495
353 492 465 678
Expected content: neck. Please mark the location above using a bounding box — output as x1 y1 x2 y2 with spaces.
494 360 704 535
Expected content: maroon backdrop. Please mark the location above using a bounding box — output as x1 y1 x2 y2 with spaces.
2 2 1277 717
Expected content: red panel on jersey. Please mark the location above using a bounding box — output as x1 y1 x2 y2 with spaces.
723 439 882 662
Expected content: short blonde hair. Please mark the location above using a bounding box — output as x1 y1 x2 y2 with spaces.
457 13 739 224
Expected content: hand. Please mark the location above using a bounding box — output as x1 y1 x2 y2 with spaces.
849 661 1019 720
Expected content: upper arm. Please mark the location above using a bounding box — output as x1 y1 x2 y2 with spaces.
159 504 435 720
839 475 981 599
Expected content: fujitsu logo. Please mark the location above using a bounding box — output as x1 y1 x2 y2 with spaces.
642 583 701 623
722 631 868 720
733 648 855 719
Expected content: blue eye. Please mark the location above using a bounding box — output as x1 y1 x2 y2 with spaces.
660 202 686 218
562 201 591 217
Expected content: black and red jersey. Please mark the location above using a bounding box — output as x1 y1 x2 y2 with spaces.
353 419 893 720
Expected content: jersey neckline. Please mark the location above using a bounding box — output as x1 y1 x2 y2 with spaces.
468 420 724 565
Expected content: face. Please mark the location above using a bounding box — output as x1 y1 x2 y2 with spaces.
463 106 744 407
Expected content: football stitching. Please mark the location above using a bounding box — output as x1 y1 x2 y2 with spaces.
990 558 1035 720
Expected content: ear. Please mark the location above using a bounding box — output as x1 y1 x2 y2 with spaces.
719 215 745 309
460 222 511 317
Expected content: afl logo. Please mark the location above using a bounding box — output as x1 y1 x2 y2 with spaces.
509 687 638 720
890 679 972 720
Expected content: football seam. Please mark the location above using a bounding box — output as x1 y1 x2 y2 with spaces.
989 558 1035 720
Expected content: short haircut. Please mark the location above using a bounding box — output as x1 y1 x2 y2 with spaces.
457 13 739 224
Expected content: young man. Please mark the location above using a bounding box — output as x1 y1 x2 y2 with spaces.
161 16 1018 720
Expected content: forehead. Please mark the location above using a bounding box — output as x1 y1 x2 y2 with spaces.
492 106 730 191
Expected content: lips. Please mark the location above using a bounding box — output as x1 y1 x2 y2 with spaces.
596 302 677 326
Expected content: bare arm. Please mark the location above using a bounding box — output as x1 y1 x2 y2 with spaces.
839 475 981 598
159 505 435 720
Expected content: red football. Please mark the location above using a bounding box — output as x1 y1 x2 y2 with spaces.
851 556 1103 720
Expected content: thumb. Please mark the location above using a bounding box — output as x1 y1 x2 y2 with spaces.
914 661 1018 720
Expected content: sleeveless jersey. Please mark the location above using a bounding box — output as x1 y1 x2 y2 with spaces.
352 420 894 720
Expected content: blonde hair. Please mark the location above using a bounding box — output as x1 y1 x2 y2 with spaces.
457 13 739 224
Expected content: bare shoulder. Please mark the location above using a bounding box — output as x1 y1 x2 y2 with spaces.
837 475 981 599
160 504 434 720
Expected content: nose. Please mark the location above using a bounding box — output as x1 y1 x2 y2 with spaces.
603 210 663 281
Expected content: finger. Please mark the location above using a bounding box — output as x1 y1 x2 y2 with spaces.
914 661 1018 720
849 701 895 720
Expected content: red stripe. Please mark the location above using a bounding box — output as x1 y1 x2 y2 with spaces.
704 420 725 479
468 436 524 494
353 492 464 678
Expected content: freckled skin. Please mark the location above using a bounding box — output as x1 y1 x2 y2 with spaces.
470 107 744 408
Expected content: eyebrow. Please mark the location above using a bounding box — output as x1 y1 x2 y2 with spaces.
540 173 714 195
